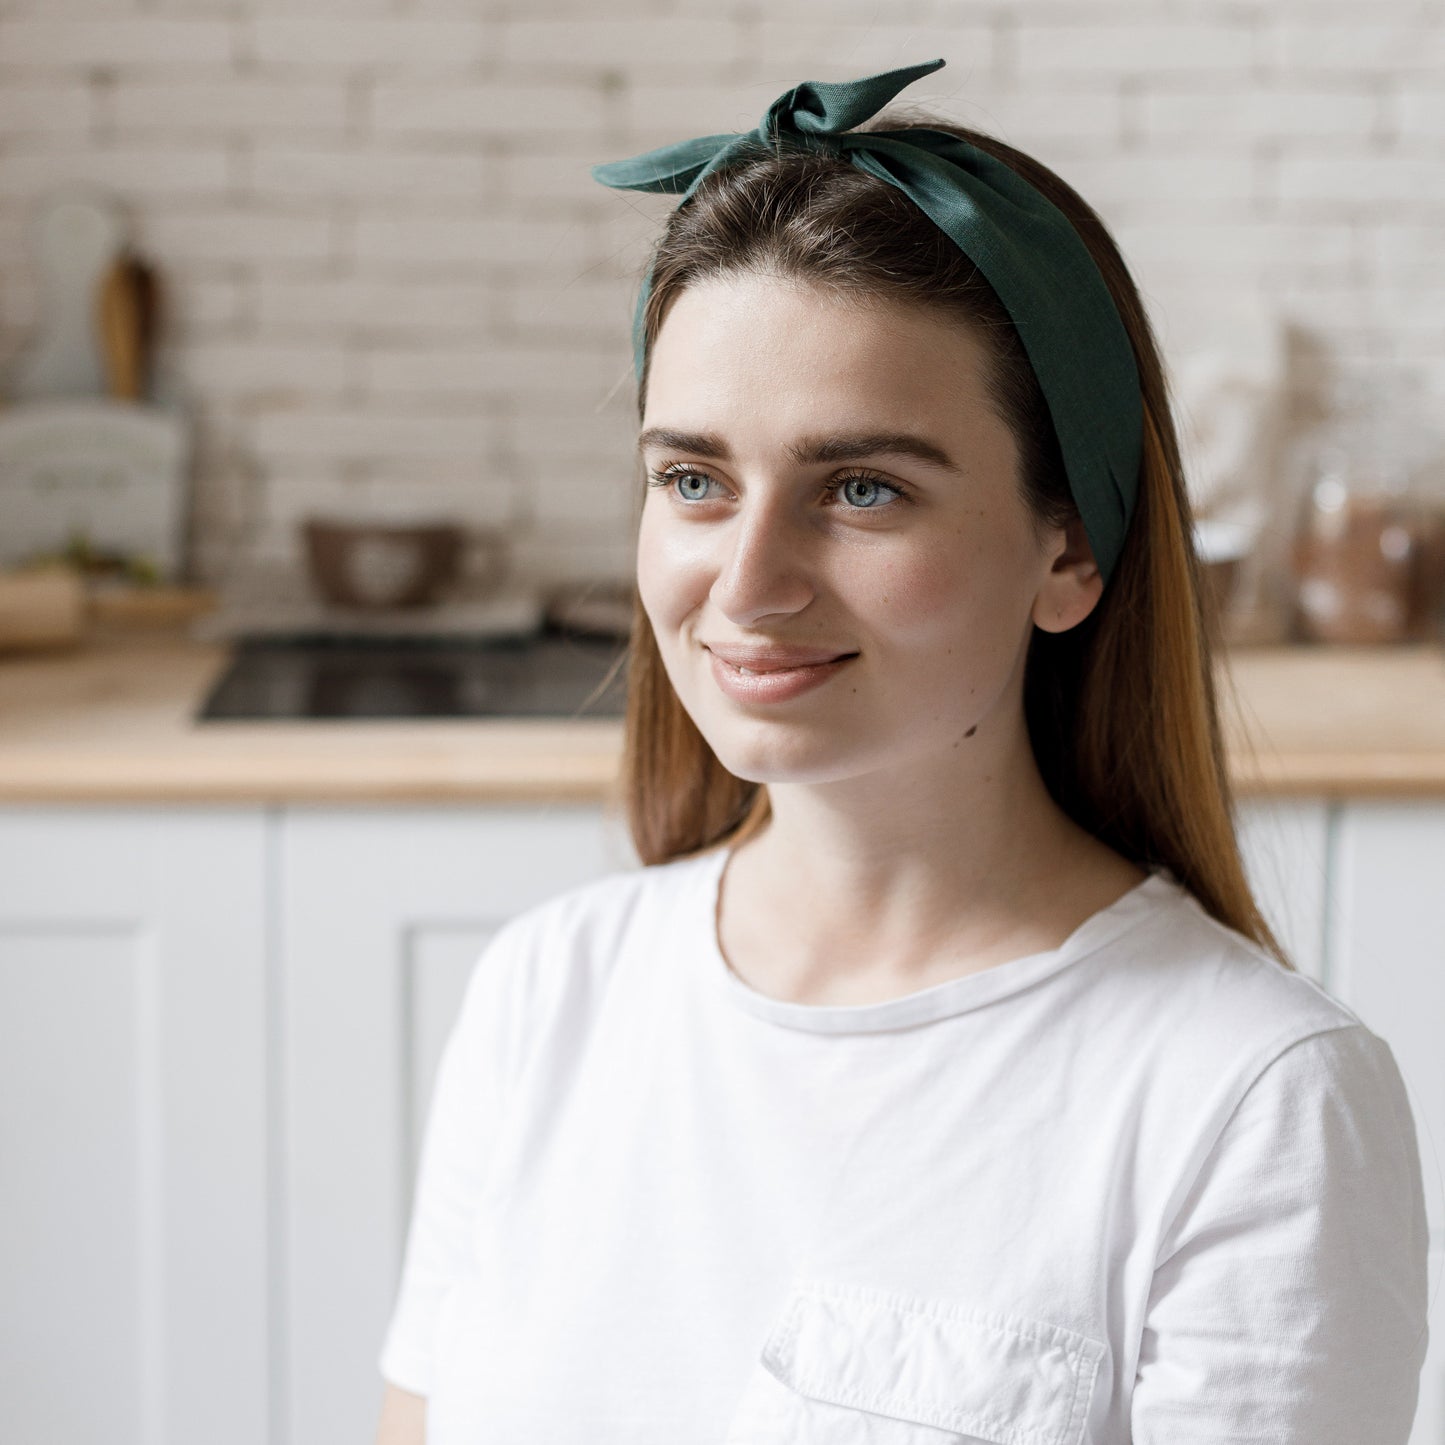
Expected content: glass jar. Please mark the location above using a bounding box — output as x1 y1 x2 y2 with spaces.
1289 374 1445 645
1293 478 1417 643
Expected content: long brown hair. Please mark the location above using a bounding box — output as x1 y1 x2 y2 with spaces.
611 111 1289 968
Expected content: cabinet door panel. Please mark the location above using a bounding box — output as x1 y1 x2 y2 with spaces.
1330 804 1445 1232
1328 803 1445 1445
1 926 150 1444
0 806 268 1445
280 803 637 1445
1234 798 1330 981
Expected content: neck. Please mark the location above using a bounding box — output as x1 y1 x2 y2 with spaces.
767 728 1074 898
721 716 1139 997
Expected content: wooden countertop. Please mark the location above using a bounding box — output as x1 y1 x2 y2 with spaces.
0 631 1441 803
0 633 624 804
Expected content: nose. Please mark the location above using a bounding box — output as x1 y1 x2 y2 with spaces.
708 491 817 628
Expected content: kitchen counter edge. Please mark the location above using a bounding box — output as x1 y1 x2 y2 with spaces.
1 633 1443 804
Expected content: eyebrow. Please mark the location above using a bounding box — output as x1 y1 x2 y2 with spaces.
635 426 961 474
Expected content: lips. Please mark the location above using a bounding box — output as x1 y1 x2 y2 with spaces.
703 643 858 673
702 647 849 708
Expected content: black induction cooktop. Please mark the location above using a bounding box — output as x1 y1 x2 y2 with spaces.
196 625 629 721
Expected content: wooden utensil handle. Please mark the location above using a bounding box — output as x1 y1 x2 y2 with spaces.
96 255 143 401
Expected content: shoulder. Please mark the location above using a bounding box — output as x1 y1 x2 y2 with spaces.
1083 871 1380 1117
487 846 716 968
1089 877 1425 1240
1132 934 1429 1442
453 847 718 1051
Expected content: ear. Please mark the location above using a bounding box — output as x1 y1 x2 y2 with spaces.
1031 513 1104 634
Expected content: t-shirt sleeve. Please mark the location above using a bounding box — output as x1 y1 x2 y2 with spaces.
1132 1022 1431 1444
376 923 522 1396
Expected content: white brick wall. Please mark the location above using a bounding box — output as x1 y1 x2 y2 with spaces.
0 0 1441 586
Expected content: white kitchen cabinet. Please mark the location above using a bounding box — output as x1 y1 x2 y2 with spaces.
3 794 1438 1444
1239 798 1443 1445
1327 803 1445 1445
0 806 269 1445
277 801 637 1445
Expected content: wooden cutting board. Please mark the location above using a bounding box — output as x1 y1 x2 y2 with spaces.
0 568 218 652
0 566 86 650
87 582 218 631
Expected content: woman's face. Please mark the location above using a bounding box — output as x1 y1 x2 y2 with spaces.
635 270 1100 787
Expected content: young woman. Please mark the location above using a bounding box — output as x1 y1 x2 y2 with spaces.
375 60 1428 1444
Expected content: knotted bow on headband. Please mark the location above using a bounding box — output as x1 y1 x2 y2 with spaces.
591 56 1142 584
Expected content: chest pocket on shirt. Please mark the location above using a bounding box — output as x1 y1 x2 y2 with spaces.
722 1279 1104 1445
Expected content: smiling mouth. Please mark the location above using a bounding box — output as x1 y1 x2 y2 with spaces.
724 657 855 675
702 643 861 674
704 648 860 705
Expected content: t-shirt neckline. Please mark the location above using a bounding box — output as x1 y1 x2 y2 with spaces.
694 844 1180 1034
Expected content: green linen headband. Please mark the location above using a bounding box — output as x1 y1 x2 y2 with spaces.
590 56 1143 584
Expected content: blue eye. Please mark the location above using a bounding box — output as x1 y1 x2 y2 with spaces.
650 471 722 505
677 470 718 502
833 473 902 509
838 473 890 508
645 465 907 511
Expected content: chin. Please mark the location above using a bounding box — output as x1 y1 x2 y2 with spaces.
693 715 881 785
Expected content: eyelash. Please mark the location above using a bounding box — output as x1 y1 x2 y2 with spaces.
644 463 910 511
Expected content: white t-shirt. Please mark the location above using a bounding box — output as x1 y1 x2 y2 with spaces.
377 845 1430 1444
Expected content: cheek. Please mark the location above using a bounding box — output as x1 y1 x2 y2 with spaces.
635 503 704 631
862 519 1035 656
